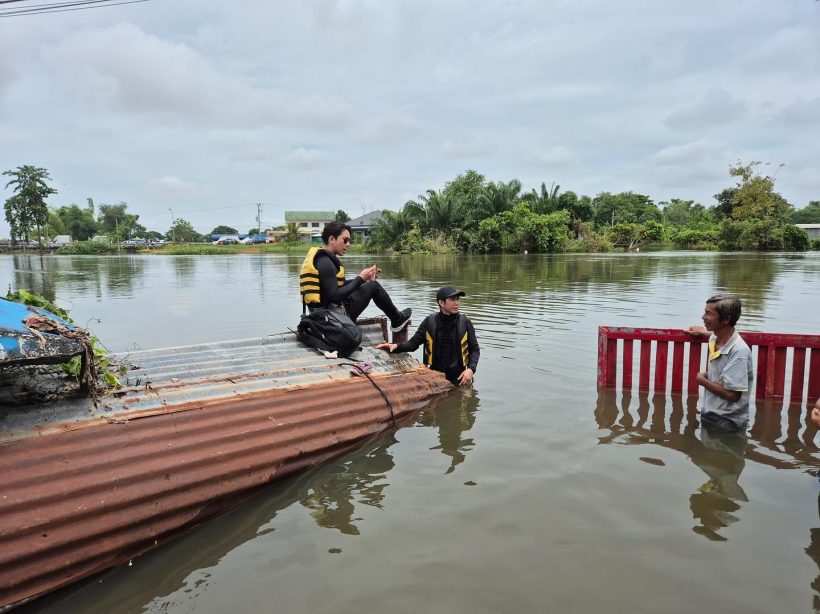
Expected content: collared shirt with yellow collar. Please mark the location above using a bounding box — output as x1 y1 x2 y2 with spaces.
703 330 754 430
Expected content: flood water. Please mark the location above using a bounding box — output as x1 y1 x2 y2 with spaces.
4 251 820 614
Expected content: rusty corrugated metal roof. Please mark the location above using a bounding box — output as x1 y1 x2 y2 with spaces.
0 317 453 610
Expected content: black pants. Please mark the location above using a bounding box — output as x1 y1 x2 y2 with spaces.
344 281 400 322
700 411 741 433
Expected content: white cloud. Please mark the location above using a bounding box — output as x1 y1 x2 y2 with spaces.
441 136 492 159
531 146 579 168
772 97 820 128
664 89 747 130
41 23 354 130
145 176 204 199
283 147 325 168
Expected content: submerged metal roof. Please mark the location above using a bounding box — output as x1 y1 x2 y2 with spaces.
0 316 454 610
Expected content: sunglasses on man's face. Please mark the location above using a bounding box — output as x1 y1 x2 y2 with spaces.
342 237 351 245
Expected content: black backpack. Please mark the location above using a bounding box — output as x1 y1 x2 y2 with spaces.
297 308 362 357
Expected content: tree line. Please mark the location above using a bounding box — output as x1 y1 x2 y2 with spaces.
2 166 355 248
4 163 819 253
368 164 819 253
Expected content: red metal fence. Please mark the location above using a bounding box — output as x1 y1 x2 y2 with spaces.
597 326 820 403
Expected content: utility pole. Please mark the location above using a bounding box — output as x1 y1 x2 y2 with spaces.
169 208 175 243
256 203 262 234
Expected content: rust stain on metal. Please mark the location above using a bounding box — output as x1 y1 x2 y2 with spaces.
0 368 451 609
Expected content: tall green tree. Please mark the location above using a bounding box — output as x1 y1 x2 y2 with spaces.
335 210 350 223
210 225 238 236
592 192 660 227
285 222 301 243
524 181 561 214
98 202 145 241
405 189 466 235
369 208 416 250
54 204 99 240
555 191 593 223
441 170 486 214
727 162 791 221
166 218 201 242
474 179 522 221
3 165 57 244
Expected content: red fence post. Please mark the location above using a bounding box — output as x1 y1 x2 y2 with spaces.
639 341 651 391
756 346 769 398
687 341 703 395
654 340 669 393
622 339 633 390
597 327 617 388
808 348 820 402
671 342 684 392
791 348 806 404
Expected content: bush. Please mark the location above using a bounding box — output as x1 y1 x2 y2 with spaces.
565 233 612 252
56 240 119 255
718 219 745 250
474 205 571 253
781 224 810 251
670 228 718 249
157 244 238 255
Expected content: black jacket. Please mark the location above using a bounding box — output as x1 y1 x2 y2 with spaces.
396 312 480 374
314 249 363 307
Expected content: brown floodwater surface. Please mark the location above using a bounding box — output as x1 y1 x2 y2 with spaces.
3 251 820 613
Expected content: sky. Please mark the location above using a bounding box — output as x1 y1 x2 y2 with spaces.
1 0 819 237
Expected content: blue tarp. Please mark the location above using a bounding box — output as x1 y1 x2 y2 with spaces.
0 298 81 366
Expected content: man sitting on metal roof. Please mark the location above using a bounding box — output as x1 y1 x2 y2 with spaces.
299 221 411 332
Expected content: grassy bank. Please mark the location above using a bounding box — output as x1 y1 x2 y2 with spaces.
52 241 373 256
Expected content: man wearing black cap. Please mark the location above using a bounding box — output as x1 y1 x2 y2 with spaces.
375 285 480 386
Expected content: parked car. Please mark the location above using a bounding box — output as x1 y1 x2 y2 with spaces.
213 236 239 245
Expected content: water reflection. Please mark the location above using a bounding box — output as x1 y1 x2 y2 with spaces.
595 390 819 541
10 254 147 302
712 254 781 315
418 389 479 474
300 435 396 536
299 390 479 534
596 389 820 607
689 425 748 542
171 256 198 287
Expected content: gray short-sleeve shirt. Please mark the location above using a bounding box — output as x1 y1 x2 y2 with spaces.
703 331 754 430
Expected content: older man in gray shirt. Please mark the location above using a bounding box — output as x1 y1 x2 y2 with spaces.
687 294 754 432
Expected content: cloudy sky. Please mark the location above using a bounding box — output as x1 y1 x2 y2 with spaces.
1 0 818 237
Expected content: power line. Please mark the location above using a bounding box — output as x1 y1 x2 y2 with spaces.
0 0 153 18
171 203 264 215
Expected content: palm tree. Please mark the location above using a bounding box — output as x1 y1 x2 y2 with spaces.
368 209 415 250
524 181 561 214
285 222 300 243
404 189 466 235
474 179 523 221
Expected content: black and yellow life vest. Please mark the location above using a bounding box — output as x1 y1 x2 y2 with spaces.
422 313 469 368
299 247 344 307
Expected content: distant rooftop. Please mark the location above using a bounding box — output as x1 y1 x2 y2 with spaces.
795 223 820 229
348 210 390 227
284 211 335 223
